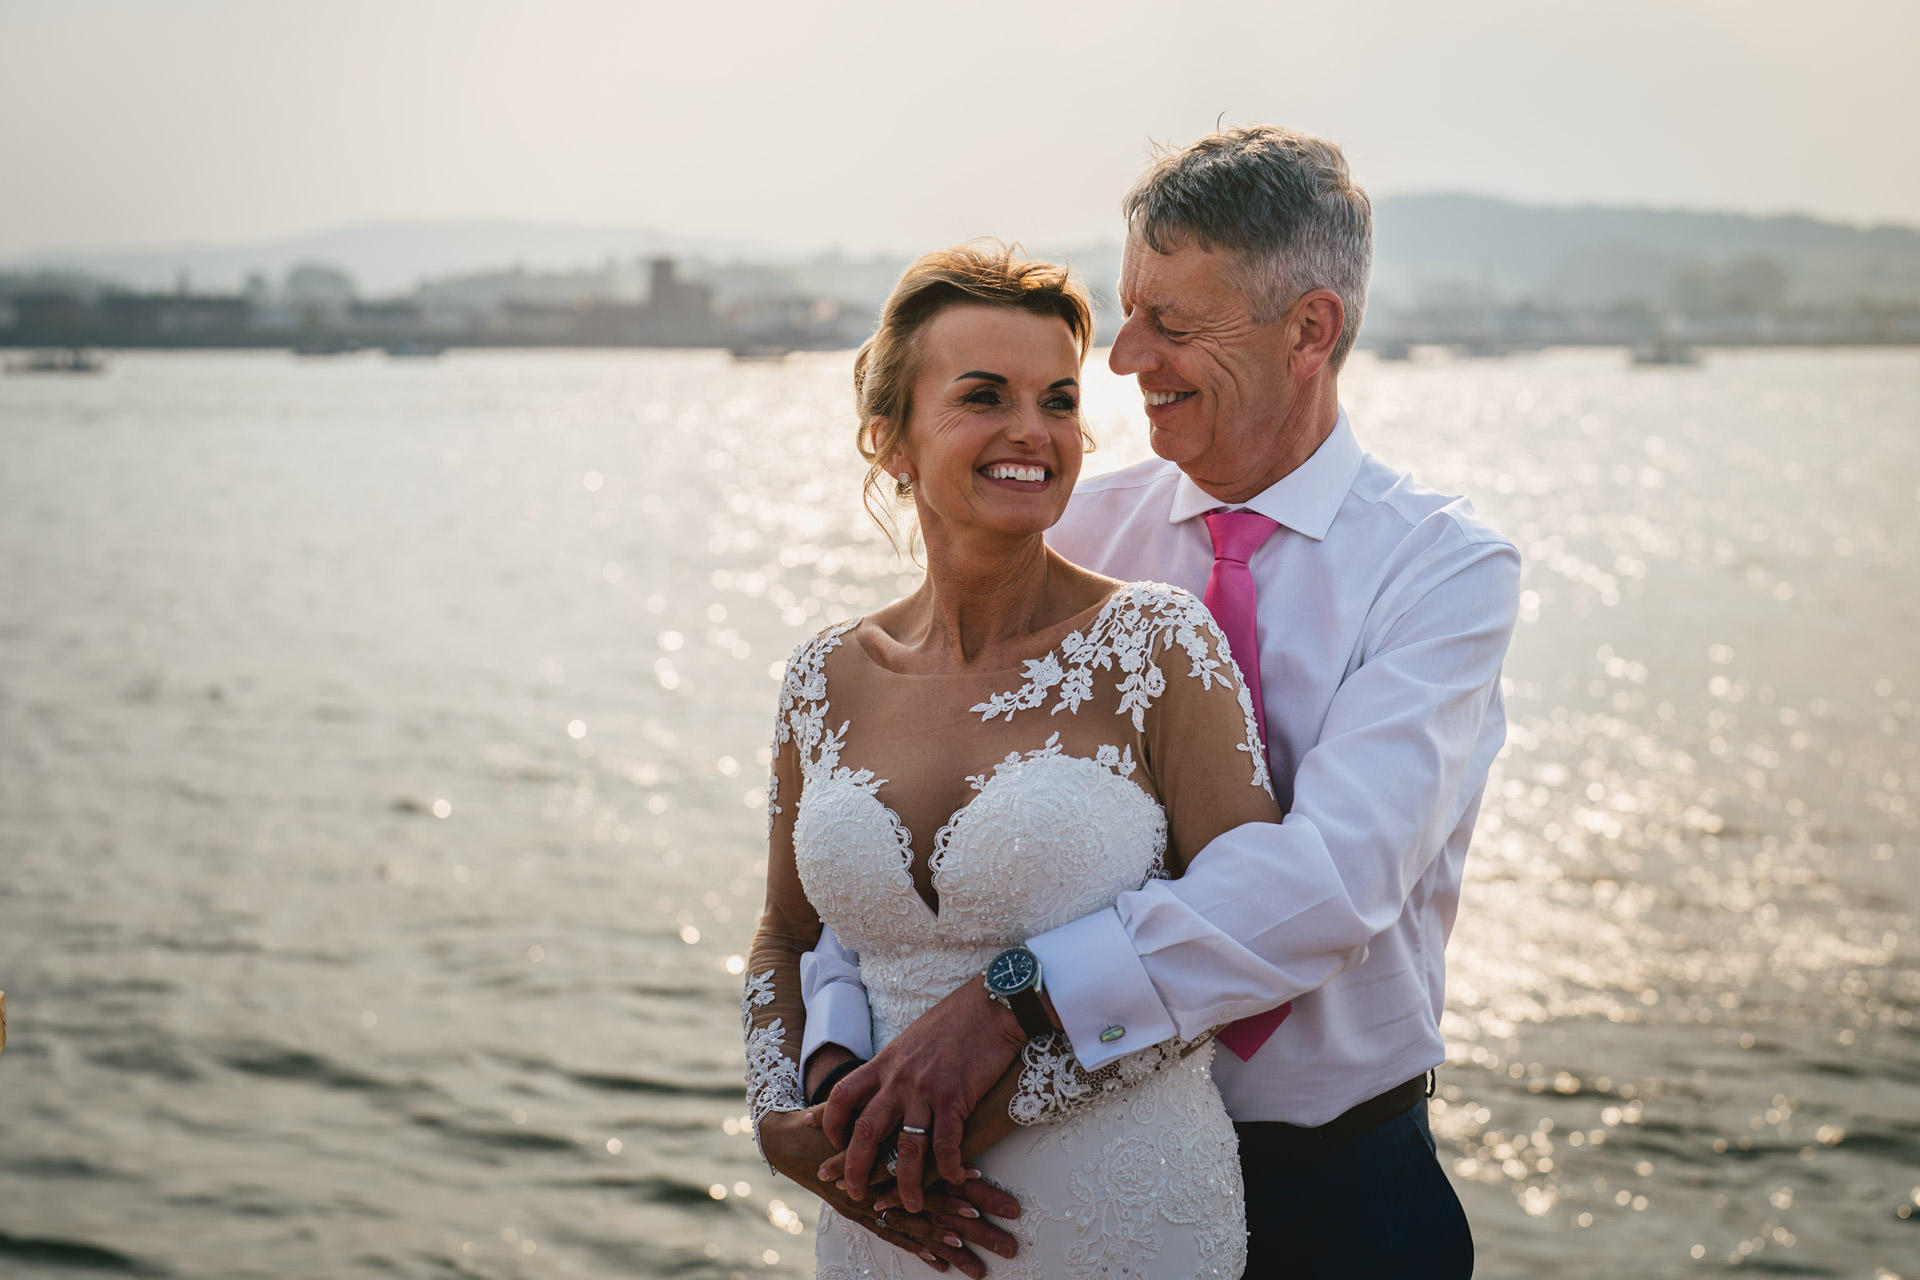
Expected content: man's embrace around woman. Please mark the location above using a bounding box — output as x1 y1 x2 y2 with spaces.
745 124 1520 1279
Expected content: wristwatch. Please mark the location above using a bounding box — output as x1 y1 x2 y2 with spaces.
982 945 1053 1040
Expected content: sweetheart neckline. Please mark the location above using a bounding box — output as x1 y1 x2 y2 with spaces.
808 750 1156 920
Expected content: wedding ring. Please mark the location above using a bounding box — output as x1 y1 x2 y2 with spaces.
899 1123 929 1137
884 1146 900 1177
877 1209 893 1230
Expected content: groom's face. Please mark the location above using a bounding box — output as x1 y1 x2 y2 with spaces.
1111 236 1298 499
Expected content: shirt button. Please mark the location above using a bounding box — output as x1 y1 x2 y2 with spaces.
1099 1024 1126 1044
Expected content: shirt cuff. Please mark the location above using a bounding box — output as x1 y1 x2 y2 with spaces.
798 982 874 1065
1028 908 1177 1071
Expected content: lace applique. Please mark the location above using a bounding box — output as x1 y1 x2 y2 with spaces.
969 584 1270 794
742 968 804 1164
774 618 861 772
1007 1030 1206 1127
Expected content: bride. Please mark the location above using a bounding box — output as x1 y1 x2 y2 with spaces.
744 245 1282 1279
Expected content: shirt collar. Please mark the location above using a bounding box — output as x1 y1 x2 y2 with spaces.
1166 406 1363 540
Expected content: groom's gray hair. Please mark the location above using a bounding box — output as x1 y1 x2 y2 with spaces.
1124 124 1372 370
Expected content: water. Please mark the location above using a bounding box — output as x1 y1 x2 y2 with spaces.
0 348 1913 1279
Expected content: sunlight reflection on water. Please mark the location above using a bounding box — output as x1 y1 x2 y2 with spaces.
0 348 1913 1279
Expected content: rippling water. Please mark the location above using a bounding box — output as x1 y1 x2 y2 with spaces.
0 348 1914 1279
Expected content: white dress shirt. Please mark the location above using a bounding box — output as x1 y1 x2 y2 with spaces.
799 409 1521 1125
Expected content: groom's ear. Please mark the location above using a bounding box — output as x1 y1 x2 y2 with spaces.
1286 289 1344 382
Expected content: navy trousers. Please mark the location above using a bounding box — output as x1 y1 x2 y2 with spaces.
1240 1103 1474 1278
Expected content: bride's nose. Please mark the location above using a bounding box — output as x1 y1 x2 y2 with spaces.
1004 402 1047 446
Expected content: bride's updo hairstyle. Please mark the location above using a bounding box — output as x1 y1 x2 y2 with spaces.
854 242 1094 539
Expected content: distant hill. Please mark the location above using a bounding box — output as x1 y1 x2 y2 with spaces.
1370 194 1920 308
8 197 1918 316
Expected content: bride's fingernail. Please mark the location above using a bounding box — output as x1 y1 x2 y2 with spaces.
817 1167 831 1181
943 1234 963 1248
918 1252 938 1265
963 1167 983 1180
957 1206 980 1219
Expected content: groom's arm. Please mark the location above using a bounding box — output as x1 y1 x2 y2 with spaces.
828 528 1519 1176
1033 532 1519 1065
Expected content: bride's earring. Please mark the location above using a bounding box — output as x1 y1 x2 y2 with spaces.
895 470 912 497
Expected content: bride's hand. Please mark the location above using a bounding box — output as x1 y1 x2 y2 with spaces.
822 979 1028 1209
814 1144 1021 1259
758 1109 1011 1277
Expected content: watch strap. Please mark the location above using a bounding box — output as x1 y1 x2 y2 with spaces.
1004 986 1054 1040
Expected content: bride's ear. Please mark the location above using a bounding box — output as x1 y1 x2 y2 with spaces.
870 418 911 482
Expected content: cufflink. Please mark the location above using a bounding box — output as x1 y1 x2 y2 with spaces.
1099 1025 1126 1044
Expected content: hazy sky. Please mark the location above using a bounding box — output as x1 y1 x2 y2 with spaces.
3 0 1917 258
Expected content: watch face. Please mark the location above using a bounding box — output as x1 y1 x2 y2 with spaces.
987 947 1037 995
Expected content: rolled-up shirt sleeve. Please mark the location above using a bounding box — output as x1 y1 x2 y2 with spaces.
1032 532 1522 1069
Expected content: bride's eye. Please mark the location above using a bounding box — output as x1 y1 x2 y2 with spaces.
963 387 1003 406
1043 393 1079 412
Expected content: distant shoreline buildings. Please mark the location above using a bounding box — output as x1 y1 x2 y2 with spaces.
7 194 1920 354
0 256 869 355
5 257 1918 355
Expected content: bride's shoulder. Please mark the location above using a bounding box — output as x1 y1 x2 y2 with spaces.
775 616 862 709
1101 580 1215 633
1095 582 1238 672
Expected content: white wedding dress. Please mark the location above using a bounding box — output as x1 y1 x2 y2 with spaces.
746 584 1279 1280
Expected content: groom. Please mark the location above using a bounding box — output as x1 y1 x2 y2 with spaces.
778 124 1519 1278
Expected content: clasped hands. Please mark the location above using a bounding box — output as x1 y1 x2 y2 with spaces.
758 979 1033 1277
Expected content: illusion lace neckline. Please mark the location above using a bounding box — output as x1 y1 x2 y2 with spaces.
846 587 1127 679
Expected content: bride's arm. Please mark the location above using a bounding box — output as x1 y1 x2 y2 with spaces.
742 706 818 1159
750 644 1020 1277
947 593 1285 1157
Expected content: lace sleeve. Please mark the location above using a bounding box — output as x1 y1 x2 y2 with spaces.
1135 583 1281 874
741 634 832 1164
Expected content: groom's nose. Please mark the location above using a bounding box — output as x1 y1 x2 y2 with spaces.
1109 312 1157 377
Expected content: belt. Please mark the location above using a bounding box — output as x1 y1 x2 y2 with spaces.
1233 1073 1432 1171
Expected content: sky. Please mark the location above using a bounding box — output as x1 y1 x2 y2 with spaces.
3 0 1918 259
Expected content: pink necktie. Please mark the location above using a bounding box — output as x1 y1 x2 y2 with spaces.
1202 510 1292 1062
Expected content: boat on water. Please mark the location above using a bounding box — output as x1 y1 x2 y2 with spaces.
729 342 791 362
292 338 364 357
1631 338 1701 367
4 347 107 375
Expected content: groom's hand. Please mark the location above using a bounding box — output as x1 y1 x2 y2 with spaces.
823 979 1028 1210
756 1109 1009 1278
